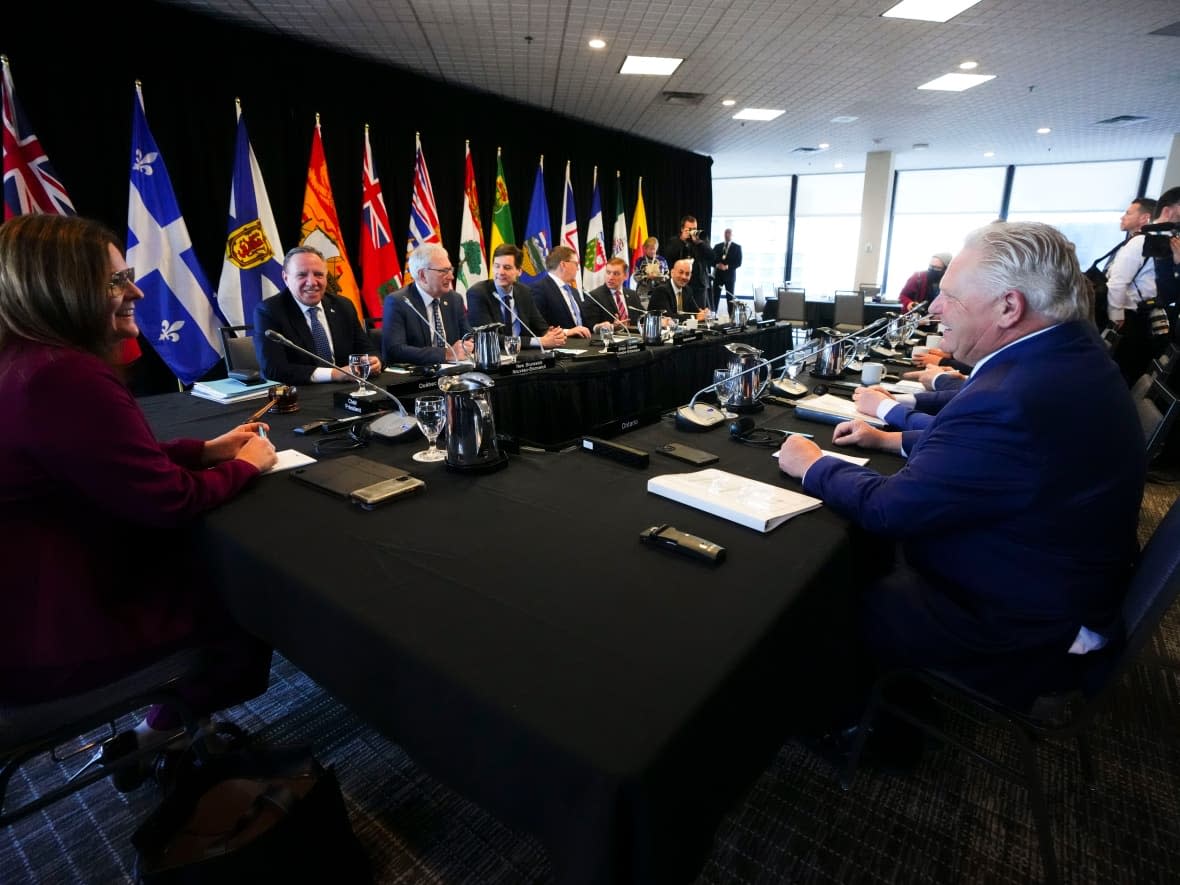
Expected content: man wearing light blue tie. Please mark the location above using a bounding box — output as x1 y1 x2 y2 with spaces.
465 244 565 349
532 245 592 338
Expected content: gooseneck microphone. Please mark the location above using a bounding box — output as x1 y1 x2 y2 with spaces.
397 294 473 365
495 292 550 355
263 329 418 440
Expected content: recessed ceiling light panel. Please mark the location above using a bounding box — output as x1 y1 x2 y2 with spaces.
958 60 978 70
721 98 736 107
1037 127 1052 134
917 73 995 92
733 108 784 121
620 55 682 76
882 0 983 23
588 38 606 50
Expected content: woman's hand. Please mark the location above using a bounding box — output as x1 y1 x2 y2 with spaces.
202 423 270 466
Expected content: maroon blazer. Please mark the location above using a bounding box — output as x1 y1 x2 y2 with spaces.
0 341 259 701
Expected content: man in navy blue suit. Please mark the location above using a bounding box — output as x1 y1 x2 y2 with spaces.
532 245 592 339
780 221 1145 710
254 246 380 385
382 244 474 366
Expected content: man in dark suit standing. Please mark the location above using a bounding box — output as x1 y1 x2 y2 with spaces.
254 246 380 385
662 215 714 309
382 244 474 366
532 245 592 338
713 228 743 317
779 221 1145 713
582 257 645 330
647 258 710 324
466 244 565 350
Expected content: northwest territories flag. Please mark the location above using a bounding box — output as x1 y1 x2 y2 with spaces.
519 156 550 286
127 83 224 386
216 99 284 328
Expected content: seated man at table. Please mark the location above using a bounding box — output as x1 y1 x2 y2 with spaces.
383 243 474 366
779 221 1145 721
848 368 966 451
646 258 710 324
532 245 592 338
254 246 381 384
582 256 645 331
465 244 565 349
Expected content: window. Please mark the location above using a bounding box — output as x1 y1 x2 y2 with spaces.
792 173 864 298
711 177 792 297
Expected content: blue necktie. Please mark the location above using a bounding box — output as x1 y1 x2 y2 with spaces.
307 306 333 363
501 293 521 336
563 284 582 325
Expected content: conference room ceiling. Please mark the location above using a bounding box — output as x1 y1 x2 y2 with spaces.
167 0 1179 178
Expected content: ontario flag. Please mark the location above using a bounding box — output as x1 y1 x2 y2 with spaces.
628 176 649 276
300 115 363 318
405 132 442 281
359 124 401 317
454 140 487 297
2 56 74 220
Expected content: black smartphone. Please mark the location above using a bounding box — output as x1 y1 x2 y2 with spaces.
655 442 719 466
350 474 425 509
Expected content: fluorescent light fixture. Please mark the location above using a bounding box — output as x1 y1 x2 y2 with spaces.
620 55 682 76
721 98 736 107
958 60 978 70
882 0 983 23
1037 127 1052 134
588 38 606 50
918 72 995 92
732 108 784 121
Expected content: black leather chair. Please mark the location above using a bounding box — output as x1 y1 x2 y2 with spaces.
839 495 1180 884
218 324 260 378
1 649 211 826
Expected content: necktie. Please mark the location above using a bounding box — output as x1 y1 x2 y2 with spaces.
307 306 333 362
675 287 684 313
613 290 629 323
430 299 447 347
501 294 521 336
563 284 582 325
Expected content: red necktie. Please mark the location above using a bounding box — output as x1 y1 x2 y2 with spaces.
614 290 629 323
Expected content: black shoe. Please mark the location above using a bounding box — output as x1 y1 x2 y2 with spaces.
803 722 923 774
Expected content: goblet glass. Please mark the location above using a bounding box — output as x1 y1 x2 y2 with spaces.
599 324 615 350
347 353 373 396
412 395 447 463
502 335 521 361
713 368 738 415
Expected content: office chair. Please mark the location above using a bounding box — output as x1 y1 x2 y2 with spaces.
775 287 806 324
840 494 1180 885
832 291 864 332
1 649 211 827
218 325 260 377
858 284 881 300
1153 342 1180 385
365 316 383 355
1135 375 1180 462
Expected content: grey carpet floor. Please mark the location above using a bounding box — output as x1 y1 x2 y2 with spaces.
4 483 1179 884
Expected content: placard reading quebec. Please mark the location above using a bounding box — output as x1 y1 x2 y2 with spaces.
647 468 822 533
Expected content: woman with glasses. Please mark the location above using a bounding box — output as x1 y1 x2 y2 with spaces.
0 214 277 785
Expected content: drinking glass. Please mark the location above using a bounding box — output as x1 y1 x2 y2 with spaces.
599 325 615 350
348 353 373 396
885 319 903 353
502 335 521 361
412 395 447 462
713 368 738 416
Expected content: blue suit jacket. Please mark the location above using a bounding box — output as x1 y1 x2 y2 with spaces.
382 284 472 365
253 290 371 385
805 321 1145 669
533 276 589 329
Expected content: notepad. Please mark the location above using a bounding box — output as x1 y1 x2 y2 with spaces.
263 449 316 475
647 468 822 533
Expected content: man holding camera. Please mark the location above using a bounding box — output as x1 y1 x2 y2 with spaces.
662 215 714 311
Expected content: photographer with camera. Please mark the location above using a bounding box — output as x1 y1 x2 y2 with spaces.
662 215 715 311
1107 187 1180 384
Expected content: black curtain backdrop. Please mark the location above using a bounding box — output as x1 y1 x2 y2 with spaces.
7 0 712 314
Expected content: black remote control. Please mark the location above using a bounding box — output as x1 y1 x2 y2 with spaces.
639 524 726 564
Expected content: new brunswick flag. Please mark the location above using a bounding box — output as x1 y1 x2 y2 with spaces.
300 115 362 317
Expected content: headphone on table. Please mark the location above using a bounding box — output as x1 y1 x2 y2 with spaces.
729 416 787 447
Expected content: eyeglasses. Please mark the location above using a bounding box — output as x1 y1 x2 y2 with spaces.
108 267 136 293
427 266 455 276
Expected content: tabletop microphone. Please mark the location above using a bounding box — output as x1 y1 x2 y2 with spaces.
675 345 797 431
495 292 550 355
262 329 418 440
397 294 474 365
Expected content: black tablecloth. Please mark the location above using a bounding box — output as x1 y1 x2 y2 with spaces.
142 381 902 885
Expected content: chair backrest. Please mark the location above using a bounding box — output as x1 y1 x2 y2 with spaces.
1122 495 1180 660
858 284 881 300
1135 376 1180 460
776 287 806 322
219 325 260 374
833 292 864 328
1154 342 1180 384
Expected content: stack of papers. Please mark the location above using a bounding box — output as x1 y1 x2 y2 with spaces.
191 377 278 404
793 393 886 428
648 468 822 533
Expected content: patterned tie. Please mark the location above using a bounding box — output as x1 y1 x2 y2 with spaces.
307 306 333 363
613 290 629 323
430 299 447 347
563 284 582 325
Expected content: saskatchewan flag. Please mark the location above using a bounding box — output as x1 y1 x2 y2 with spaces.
489 147 515 257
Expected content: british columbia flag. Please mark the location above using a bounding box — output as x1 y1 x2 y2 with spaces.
2 57 75 220
405 132 441 280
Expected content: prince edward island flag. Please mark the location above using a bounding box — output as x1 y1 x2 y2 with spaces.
127 83 223 386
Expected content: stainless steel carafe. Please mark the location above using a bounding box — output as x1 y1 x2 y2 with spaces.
812 327 848 378
470 323 503 371
438 372 502 469
641 311 664 344
724 342 770 409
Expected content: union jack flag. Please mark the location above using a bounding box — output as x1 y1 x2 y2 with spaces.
360 125 401 316
2 57 75 220
405 132 441 280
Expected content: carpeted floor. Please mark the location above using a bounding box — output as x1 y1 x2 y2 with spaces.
4 484 1179 884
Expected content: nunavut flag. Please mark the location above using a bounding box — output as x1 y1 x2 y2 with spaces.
359 124 401 317
300 115 362 317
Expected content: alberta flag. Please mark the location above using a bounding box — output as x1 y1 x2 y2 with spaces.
611 170 628 268
360 124 401 317
488 147 514 259
454 141 487 296
127 83 223 386
216 100 284 328
519 157 550 286
560 160 582 290
582 167 607 291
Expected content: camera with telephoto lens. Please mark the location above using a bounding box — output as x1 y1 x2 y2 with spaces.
1142 221 1180 260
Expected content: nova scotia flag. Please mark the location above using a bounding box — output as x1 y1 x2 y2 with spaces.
127 83 224 386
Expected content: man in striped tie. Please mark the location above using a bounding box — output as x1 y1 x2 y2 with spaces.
382 244 474 366
583 257 644 332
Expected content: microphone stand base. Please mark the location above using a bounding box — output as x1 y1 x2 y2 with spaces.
769 379 809 398
368 414 421 441
674 403 729 432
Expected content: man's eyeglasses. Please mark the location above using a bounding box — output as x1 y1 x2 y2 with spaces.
427 266 455 276
108 268 136 293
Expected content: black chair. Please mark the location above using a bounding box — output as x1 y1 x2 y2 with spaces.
840 495 1180 884
1153 342 1180 385
218 324 260 377
1 649 211 826
1134 375 1180 462
833 291 864 332
364 316 383 356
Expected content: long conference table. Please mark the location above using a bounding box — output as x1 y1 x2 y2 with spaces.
143 331 904 885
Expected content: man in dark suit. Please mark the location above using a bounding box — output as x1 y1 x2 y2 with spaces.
532 245 592 338
466 244 565 349
254 245 380 385
779 221 1145 712
382 244 474 366
662 215 714 309
646 258 710 323
582 256 645 330
712 228 743 317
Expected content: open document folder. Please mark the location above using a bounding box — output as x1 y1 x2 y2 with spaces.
647 468 822 533
793 393 886 428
